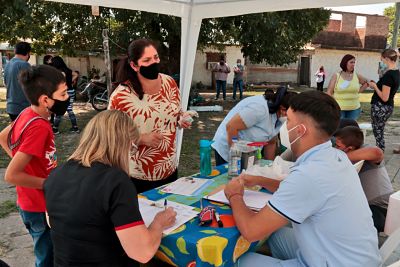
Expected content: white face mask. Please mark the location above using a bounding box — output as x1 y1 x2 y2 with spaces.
279 116 287 124
279 121 306 151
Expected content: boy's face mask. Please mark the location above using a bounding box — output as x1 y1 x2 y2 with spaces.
48 97 70 116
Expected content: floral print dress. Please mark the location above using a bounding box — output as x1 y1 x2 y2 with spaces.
109 74 181 180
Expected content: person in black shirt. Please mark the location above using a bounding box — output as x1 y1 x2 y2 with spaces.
44 110 176 267
368 49 400 151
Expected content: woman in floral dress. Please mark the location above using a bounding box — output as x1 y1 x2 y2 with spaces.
109 39 191 193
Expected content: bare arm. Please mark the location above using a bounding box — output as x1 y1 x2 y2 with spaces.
138 132 163 148
240 173 281 193
0 125 12 157
229 195 288 242
347 146 384 164
5 152 45 189
326 74 337 96
226 114 247 147
116 208 176 263
357 74 369 93
224 178 288 242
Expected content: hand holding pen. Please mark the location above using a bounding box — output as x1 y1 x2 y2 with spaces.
153 200 176 230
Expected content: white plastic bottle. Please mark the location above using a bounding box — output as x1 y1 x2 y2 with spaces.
228 137 242 179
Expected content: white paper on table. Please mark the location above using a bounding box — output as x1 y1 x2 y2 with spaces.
205 189 272 211
161 177 213 196
244 156 294 181
138 198 198 235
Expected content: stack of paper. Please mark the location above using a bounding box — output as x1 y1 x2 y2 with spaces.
138 198 198 235
161 177 213 196
205 190 272 211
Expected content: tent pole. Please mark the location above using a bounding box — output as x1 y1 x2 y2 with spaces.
102 29 113 95
176 6 203 163
392 2 400 48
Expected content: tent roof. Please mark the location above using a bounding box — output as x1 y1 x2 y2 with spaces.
46 0 394 160
49 0 394 18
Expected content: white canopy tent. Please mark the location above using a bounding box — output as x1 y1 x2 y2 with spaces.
48 0 393 159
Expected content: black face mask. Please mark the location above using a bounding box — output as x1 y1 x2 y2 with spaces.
219 61 224 66
139 63 160 80
49 97 70 116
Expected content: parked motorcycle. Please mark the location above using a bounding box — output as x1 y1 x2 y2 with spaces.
80 81 118 111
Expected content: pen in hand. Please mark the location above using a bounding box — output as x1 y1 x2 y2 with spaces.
164 199 168 211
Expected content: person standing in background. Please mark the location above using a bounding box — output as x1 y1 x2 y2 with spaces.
233 59 245 100
213 56 230 100
51 56 80 134
4 42 31 121
368 49 399 151
326 54 369 120
315 66 325 91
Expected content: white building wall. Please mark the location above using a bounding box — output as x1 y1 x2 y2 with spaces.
310 48 381 88
192 45 244 86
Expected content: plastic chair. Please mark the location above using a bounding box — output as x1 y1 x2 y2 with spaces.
380 227 400 264
385 191 400 236
353 160 365 173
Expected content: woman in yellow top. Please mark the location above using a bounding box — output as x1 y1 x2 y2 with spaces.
327 54 369 120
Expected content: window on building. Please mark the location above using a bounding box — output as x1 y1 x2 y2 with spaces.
356 16 367 28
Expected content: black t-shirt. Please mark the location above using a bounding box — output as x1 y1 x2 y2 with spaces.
371 69 400 106
44 161 143 267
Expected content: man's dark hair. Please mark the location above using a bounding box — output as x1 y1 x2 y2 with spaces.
289 91 340 136
18 65 66 106
15 42 31 56
334 126 364 149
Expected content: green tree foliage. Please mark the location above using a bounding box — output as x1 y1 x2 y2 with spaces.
0 1 330 71
383 5 399 47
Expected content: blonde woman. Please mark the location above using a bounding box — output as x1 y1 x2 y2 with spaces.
326 54 369 120
44 110 176 267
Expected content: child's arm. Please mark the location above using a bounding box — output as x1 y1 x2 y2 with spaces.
5 151 45 189
0 125 12 157
346 146 384 164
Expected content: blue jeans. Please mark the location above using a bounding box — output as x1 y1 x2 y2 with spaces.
340 108 361 120
216 80 227 100
233 79 244 99
237 227 301 267
18 208 53 267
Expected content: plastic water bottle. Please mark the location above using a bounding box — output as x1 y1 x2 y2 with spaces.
228 138 242 179
199 139 212 176
255 147 263 166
